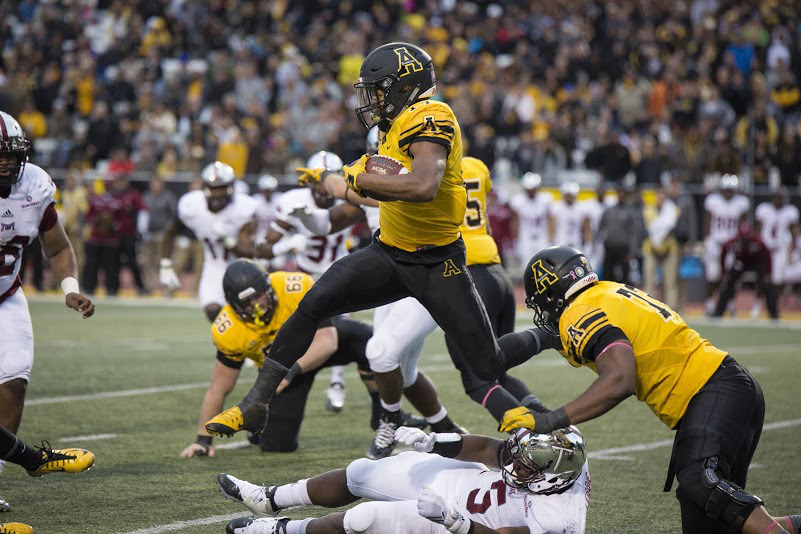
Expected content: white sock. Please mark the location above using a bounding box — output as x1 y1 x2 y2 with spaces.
274 479 312 509
330 366 345 384
286 518 313 534
380 399 402 412
425 406 448 424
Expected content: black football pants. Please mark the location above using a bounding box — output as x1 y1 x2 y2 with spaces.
671 356 765 533
261 317 373 452
265 238 504 383
444 263 532 420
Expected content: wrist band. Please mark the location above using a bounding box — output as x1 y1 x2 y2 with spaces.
536 407 571 434
197 435 212 447
431 434 463 458
60 277 80 296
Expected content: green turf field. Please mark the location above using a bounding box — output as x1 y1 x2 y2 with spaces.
4 297 800 533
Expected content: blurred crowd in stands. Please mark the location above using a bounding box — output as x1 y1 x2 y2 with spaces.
3 0 801 313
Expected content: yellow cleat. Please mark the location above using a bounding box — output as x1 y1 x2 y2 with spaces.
206 406 245 437
27 443 95 477
0 523 34 534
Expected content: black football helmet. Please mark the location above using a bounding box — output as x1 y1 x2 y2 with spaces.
523 246 598 336
0 111 31 188
355 42 436 131
222 260 278 326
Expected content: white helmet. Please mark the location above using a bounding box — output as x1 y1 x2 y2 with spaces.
720 174 739 191
0 111 30 187
560 181 580 197
257 174 278 192
500 427 586 495
306 151 343 173
366 126 380 153
201 161 236 212
522 172 542 190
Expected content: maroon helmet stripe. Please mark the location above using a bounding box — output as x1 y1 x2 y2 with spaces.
0 116 7 141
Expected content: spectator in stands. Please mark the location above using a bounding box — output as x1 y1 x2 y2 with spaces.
17 99 47 139
634 135 665 186
111 176 147 295
642 186 681 310
142 177 177 294
58 171 89 276
775 122 801 186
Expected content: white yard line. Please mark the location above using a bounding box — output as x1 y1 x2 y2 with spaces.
58 433 122 442
120 513 244 534
216 440 251 450
590 417 801 461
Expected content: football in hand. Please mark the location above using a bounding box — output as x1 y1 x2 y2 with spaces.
362 155 409 201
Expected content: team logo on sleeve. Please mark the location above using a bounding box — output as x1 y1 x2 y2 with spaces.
394 47 423 77
531 259 558 294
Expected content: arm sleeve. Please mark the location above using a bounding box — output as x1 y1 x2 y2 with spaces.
584 325 630 361
216 350 245 370
498 328 560 370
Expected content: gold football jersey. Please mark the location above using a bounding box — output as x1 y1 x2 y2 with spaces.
460 157 500 266
558 281 727 429
377 99 466 252
211 271 314 367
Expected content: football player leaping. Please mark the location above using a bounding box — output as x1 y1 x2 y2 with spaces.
206 43 508 439
179 259 382 455
218 426 589 534
495 246 800 534
0 111 96 529
294 151 545 460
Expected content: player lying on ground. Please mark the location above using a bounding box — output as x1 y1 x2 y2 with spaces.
0 424 95 533
218 426 589 534
180 259 385 455
205 42 508 442
495 246 800 534
0 110 94 516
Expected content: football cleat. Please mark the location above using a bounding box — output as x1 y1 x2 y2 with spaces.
367 410 401 460
27 443 95 477
226 516 289 534
0 523 33 534
217 473 281 517
401 411 428 430
325 382 345 413
206 401 269 437
0 496 10 513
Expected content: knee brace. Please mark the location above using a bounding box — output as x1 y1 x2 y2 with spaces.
365 336 401 374
677 457 763 531
343 501 379 534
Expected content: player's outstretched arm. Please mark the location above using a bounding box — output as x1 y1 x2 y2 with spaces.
180 359 241 458
499 342 636 434
395 427 504 467
355 141 445 202
40 218 94 318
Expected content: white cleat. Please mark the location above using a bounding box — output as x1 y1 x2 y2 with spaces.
217 473 281 517
325 382 345 412
226 516 289 534
0 495 10 513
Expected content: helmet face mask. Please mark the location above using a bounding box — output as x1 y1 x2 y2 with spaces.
354 43 436 132
524 246 597 336
0 112 31 189
204 185 234 212
500 428 586 495
223 260 278 326
201 161 236 212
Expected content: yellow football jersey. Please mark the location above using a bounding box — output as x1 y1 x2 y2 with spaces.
461 157 500 266
377 99 466 252
211 271 314 367
557 281 727 429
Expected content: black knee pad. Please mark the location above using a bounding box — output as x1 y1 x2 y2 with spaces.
676 457 763 531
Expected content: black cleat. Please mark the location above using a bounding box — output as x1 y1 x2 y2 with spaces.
217 473 282 517
367 410 401 460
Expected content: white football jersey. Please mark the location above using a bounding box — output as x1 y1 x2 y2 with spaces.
177 190 256 266
704 193 749 244
510 191 553 248
252 192 281 243
755 202 799 250
549 200 584 249
0 163 57 295
273 188 350 275
429 465 589 534
363 205 380 235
